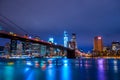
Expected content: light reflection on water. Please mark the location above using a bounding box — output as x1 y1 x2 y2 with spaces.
46 67 56 80
113 60 118 73
26 70 34 80
4 66 14 80
60 59 71 80
97 58 106 80
0 58 120 80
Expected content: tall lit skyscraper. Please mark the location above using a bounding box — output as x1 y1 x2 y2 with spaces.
64 31 68 47
94 36 103 52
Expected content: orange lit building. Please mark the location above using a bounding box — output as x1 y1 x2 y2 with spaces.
94 36 103 52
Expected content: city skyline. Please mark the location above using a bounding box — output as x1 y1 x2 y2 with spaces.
0 30 119 52
0 0 120 51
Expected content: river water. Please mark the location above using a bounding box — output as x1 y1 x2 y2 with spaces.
0 58 120 80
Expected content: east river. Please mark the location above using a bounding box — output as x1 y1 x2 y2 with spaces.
0 58 120 80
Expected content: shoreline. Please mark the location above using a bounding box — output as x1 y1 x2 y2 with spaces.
83 56 120 59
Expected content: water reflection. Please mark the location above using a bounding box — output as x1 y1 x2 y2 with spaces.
97 58 106 80
98 58 104 71
7 62 14 65
61 59 71 80
46 67 56 80
24 67 30 72
63 59 68 66
4 66 14 80
26 61 33 66
35 61 39 68
84 60 90 68
40 60 46 70
113 60 118 73
26 70 34 80
0 58 120 80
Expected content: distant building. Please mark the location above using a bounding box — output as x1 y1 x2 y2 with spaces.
112 42 120 51
48 37 54 43
4 42 10 54
31 36 41 55
0 46 4 51
17 42 22 50
64 31 68 47
68 33 77 49
17 42 22 54
0 46 4 55
71 33 77 49
93 36 103 52
103 46 111 51
68 41 76 49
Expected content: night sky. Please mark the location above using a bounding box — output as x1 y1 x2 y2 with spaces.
0 0 120 51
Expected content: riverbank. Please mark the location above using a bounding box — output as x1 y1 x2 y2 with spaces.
83 56 120 59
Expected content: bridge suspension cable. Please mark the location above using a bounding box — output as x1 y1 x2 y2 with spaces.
0 13 30 35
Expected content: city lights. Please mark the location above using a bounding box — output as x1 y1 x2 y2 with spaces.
0 0 120 80
98 36 101 39
26 61 32 66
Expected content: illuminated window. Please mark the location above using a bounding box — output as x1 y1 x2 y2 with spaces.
98 37 101 39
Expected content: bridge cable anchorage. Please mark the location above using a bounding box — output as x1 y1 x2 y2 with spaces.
0 13 31 36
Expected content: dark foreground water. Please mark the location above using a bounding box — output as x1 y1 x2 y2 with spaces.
0 58 120 80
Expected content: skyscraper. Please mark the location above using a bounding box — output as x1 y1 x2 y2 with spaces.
94 36 103 52
71 33 77 49
68 33 77 49
64 31 68 47
48 37 54 43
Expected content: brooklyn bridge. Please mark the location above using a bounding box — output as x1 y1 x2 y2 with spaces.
0 14 78 59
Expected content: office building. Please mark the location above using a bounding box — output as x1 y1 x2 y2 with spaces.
112 41 120 51
94 36 103 52
48 37 54 43
68 33 77 49
64 31 68 47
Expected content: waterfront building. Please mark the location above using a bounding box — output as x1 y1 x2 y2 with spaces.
93 36 103 52
112 41 120 51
